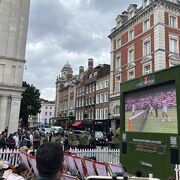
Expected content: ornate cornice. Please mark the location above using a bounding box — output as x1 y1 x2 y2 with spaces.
108 0 180 39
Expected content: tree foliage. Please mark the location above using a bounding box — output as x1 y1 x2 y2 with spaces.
20 81 41 128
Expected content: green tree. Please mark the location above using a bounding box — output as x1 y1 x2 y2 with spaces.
20 81 41 128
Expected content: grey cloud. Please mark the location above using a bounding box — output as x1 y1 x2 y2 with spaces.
28 0 71 41
25 0 142 100
80 0 141 12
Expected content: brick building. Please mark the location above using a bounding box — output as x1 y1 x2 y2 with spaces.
55 60 111 131
95 64 110 132
109 0 180 131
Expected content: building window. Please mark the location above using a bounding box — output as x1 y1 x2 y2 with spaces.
169 15 177 28
82 98 84 106
115 75 121 93
128 69 135 80
116 56 121 68
45 107 48 109
129 29 134 41
143 40 151 56
96 83 100 90
96 109 100 119
49 112 52 116
96 94 100 104
89 85 91 93
144 19 150 31
128 47 134 63
100 82 104 89
91 97 94 105
143 63 151 75
100 93 104 103
104 108 108 119
114 106 120 115
91 110 94 119
50 107 52 109
89 98 91 105
105 80 108 88
117 38 121 48
45 112 47 116
100 109 104 119
45 119 47 124
104 92 108 102
169 37 178 53
92 84 95 92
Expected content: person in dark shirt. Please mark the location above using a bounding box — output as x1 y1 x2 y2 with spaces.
6 134 16 150
0 133 6 149
36 142 64 180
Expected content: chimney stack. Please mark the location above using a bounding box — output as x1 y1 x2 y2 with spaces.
88 58 94 71
79 66 84 74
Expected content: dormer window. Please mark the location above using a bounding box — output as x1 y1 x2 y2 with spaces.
129 11 134 18
127 4 137 19
144 0 150 7
116 20 122 28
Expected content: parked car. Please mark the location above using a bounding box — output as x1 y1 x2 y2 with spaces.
72 130 89 139
94 131 107 145
50 126 63 135
40 128 51 137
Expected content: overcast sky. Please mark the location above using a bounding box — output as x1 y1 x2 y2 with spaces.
24 0 141 101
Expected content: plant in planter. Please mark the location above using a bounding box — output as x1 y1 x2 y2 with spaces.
54 135 62 144
79 134 90 148
68 133 79 148
111 127 120 148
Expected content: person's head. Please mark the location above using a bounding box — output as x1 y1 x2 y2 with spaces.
9 134 13 138
15 132 18 136
13 164 28 177
36 142 64 177
2 131 7 137
136 170 142 177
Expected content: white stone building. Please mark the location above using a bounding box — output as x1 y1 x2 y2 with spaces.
0 0 30 134
37 99 55 125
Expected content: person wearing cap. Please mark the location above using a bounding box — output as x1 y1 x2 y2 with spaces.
36 142 64 180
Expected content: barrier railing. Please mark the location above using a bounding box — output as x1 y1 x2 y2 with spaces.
0 148 20 166
69 147 120 164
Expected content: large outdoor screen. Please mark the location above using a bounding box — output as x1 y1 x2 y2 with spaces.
125 81 177 134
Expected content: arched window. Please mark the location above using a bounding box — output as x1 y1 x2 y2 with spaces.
114 105 120 115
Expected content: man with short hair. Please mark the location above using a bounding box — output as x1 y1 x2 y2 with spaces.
36 142 64 180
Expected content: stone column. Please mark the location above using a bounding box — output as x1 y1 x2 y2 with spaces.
0 96 9 132
8 97 21 134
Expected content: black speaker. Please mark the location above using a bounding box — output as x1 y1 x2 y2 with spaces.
122 142 127 154
170 148 179 164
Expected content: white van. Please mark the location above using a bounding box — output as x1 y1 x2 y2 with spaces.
50 126 63 135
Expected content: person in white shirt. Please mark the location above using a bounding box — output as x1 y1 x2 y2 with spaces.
13 132 19 148
162 97 170 122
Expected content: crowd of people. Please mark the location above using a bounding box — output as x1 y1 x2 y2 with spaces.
0 129 43 151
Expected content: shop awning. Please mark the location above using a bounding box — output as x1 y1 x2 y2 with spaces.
72 121 83 127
